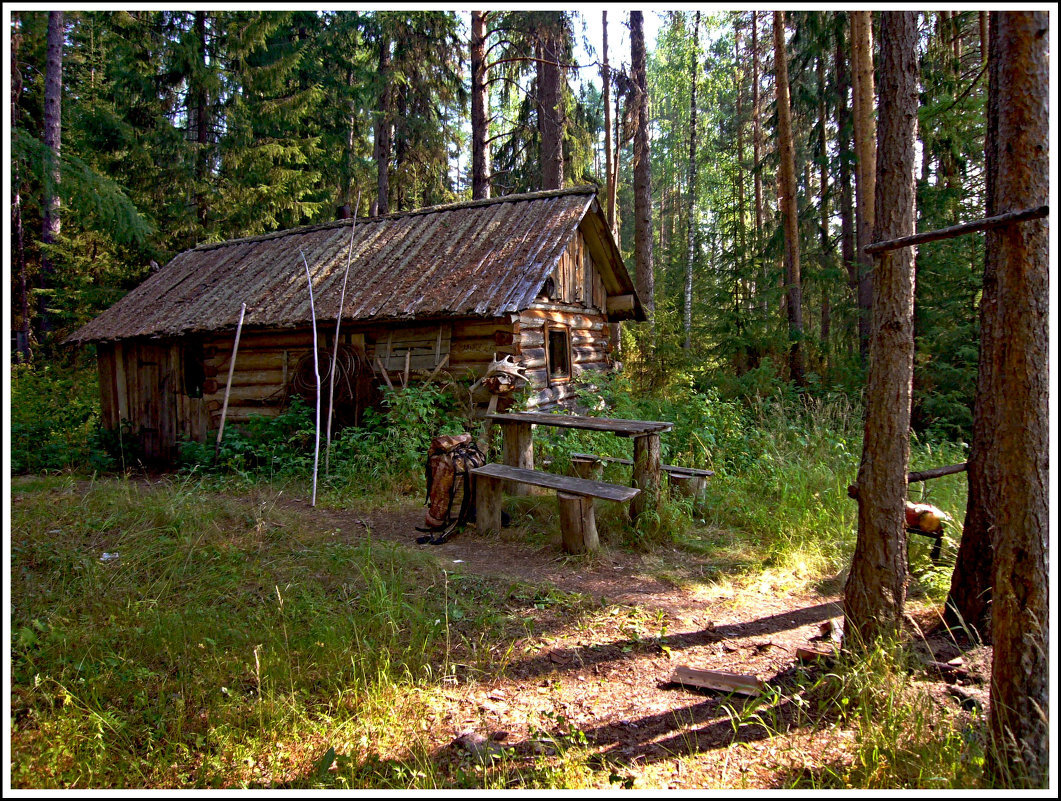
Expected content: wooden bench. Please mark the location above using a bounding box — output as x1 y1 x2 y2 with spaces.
568 452 714 502
471 463 639 554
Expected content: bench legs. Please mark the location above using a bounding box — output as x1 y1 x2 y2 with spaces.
558 492 598 554
476 474 503 535
668 473 708 503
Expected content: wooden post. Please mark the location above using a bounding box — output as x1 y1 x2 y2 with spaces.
630 433 661 523
301 251 321 507
326 223 356 475
501 421 534 495
475 474 503 535
558 492 599 553
214 302 246 459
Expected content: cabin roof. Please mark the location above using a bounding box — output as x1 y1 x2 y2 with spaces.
68 186 644 344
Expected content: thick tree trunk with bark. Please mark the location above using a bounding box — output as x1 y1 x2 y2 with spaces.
537 14 565 191
374 33 393 215
850 10 876 363
470 11 490 199
772 12 805 386
631 11 654 317
844 11 918 647
817 51 831 350
193 11 209 232
983 10 1049 787
683 12 701 351
945 13 1001 641
39 10 64 336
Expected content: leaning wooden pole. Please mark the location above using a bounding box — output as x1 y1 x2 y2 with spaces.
301 251 322 507
214 302 246 459
325 222 357 475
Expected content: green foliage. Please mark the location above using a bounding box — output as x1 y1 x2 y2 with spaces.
178 383 466 496
10 358 115 473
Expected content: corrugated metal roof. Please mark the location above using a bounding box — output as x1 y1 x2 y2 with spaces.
69 187 639 344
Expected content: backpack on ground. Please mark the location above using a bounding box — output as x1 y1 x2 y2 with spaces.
416 433 487 545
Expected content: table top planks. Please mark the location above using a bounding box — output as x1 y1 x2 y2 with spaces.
470 463 641 502
486 411 673 437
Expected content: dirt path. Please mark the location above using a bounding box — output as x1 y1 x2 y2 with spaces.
294 497 988 789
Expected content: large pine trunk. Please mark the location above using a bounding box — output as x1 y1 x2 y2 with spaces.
631 11 654 316
39 10 64 336
772 11 805 386
844 11 918 647
850 11 876 363
982 11 1049 787
470 11 490 200
374 33 393 215
537 15 564 191
944 13 1001 642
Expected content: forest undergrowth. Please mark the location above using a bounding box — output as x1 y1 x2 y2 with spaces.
9 359 983 789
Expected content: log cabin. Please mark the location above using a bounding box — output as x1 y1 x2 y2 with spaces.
67 187 646 464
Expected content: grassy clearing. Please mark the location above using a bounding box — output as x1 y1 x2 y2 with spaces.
10 374 981 789
9 475 609 788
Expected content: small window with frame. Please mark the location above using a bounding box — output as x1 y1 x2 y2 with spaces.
546 325 571 384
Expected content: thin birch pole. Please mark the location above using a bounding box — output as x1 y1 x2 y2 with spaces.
301 250 321 506
214 302 246 459
326 221 357 474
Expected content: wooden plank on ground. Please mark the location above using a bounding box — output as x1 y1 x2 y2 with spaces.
470 463 639 503
670 666 763 697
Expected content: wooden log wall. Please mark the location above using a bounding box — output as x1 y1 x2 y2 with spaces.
97 339 208 463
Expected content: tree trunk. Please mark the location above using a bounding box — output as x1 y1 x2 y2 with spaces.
772 11 805 386
39 10 64 337
631 11 654 317
844 11 918 648
944 12 1001 642
602 11 616 231
850 10 876 363
751 11 768 313
470 11 490 199
537 15 564 191
374 32 393 215
683 12 701 350
193 11 209 233
734 18 748 315
817 51 831 352
835 16 857 347
983 10 1049 787
11 18 31 359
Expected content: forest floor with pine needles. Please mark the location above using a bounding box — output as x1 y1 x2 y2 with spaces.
10 475 990 789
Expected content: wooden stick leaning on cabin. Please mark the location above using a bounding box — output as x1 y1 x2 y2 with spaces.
326 222 356 476
301 250 321 507
214 302 247 460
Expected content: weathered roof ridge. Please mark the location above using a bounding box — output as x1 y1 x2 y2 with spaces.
193 185 600 253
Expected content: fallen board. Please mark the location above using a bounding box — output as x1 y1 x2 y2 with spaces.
670 665 763 697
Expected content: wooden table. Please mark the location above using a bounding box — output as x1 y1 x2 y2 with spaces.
486 411 673 522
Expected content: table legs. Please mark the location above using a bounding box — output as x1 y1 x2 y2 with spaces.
501 421 534 495
630 433 661 523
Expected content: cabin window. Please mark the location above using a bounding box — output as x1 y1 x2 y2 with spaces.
546 326 571 383
183 340 205 398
